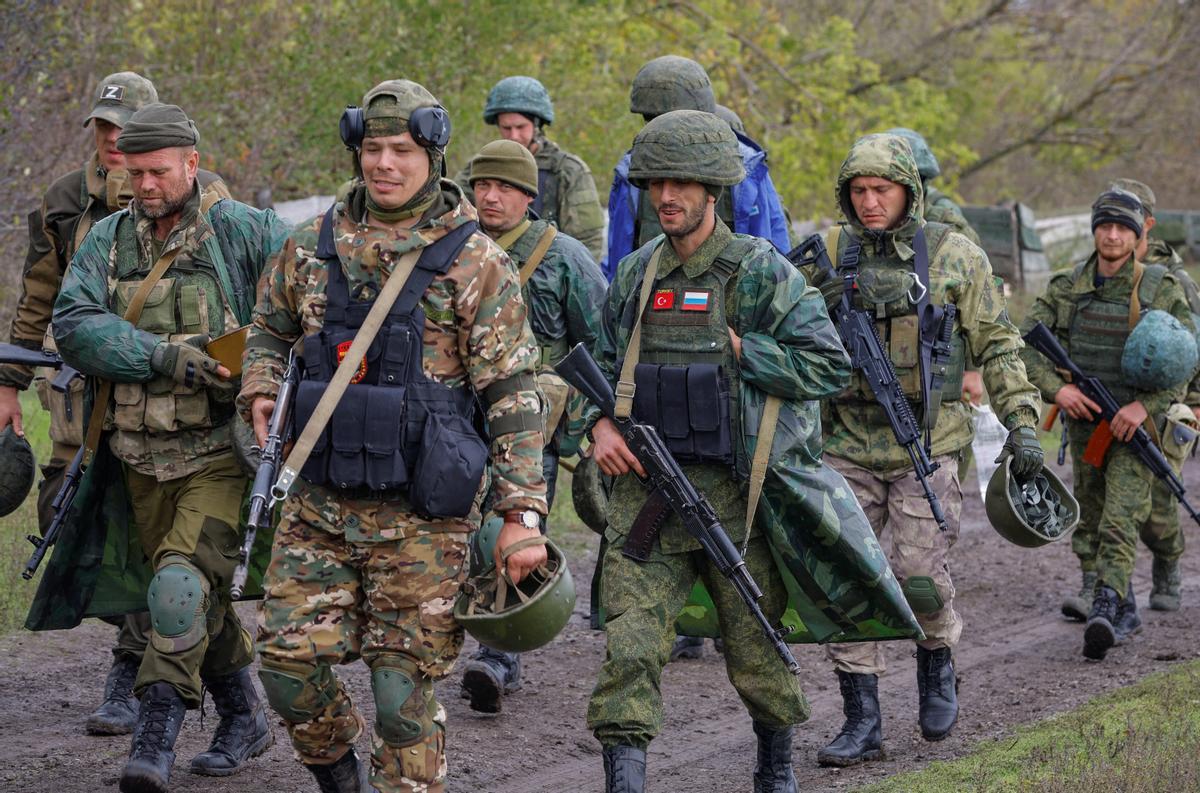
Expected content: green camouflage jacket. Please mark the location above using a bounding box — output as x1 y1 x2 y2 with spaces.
238 181 548 526
924 185 981 247
1019 252 1193 417
801 134 1040 472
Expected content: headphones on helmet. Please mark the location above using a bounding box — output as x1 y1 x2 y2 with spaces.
339 104 452 152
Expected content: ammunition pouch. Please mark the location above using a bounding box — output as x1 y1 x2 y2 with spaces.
1161 403 1198 472
632 362 733 466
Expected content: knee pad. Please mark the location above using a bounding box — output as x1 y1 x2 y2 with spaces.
147 555 209 654
371 658 427 747
258 660 338 724
902 576 945 615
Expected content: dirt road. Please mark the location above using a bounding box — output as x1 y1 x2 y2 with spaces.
3 458 1198 792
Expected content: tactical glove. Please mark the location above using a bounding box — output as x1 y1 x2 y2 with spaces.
816 272 845 313
996 425 1044 480
151 336 233 393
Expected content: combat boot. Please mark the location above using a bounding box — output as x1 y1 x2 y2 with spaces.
1062 570 1097 622
86 654 140 735
816 671 883 766
189 667 274 776
669 635 705 661
1150 556 1182 611
460 645 522 714
752 721 798 792
916 647 958 741
602 745 646 793
119 682 186 793
1083 584 1121 661
1113 581 1142 645
304 747 372 793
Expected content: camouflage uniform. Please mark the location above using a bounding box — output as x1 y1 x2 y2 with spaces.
925 186 981 247
1020 252 1193 597
800 134 1041 675
240 179 547 792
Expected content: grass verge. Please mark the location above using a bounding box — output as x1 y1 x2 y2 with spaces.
857 660 1200 793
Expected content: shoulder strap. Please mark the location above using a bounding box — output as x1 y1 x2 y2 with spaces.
518 225 558 285
613 242 665 419
742 394 781 552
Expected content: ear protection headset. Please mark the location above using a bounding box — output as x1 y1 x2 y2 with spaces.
339 104 452 152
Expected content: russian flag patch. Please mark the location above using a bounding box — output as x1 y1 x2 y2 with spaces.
681 290 711 312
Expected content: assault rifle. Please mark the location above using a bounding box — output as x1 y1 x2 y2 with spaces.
787 234 950 532
232 349 298 599
555 343 801 675
1024 321 1200 528
0 342 80 393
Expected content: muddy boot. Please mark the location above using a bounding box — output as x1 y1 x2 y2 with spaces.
916 647 958 741
668 635 704 661
461 645 522 714
1150 556 1182 612
86 654 141 735
119 682 186 793
1113 582 1142 645
752 721 797 792
189 667 274 776
1061 570 1097 622
817 671 883 766
602 745 646 793
304 747 372 793
1083 584 1120 661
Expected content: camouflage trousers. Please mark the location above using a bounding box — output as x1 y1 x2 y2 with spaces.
825 454 963 675
257 482 469 793
1068 428 1157 592
586 531 810 749
123 455 254 706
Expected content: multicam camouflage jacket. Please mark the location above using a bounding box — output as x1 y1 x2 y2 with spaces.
238 181 548 529
801 133 1041 472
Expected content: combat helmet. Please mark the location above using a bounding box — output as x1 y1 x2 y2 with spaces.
714 104 746 135
0 426 35 517
627 109 745 189
985 457 1079 548
484 76 555 126
571 454 610 535
886 127 940 181
630 55 716 118
455 535 576 653
1122 309 1198 391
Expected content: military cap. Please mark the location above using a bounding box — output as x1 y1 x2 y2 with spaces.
469 140 539 196
84 71 158 128
886 127 941 181
116 103 199 153
484 76 554 126
1110 178 1156 216
1091 188 1145 238
629 56 716 117
628 109 744 189
363 79 440 138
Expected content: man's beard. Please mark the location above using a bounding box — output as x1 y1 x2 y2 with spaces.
661 201 706 239
136 181 191 219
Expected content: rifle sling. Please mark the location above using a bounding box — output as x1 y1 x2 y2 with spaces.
614 243 665 419
518 225 558 286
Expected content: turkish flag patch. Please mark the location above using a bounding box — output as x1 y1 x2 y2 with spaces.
652 289 675 310
681 289 711 311
336 340 368 384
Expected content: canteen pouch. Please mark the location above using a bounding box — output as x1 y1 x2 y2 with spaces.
410 410 488 518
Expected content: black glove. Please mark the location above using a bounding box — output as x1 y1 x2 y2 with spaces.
815 271 845 313
996 426 1044 480
150 335 232 393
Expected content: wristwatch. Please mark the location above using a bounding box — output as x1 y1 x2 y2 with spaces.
505 509 541 530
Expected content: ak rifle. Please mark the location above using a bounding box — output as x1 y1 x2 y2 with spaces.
555 343 801 675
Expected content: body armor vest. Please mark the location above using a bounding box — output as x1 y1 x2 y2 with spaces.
107 213 233 435
834 224 966 414
1065 260 1166 408
293 210 485 512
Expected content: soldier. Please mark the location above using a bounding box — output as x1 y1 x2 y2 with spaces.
457 139 606 713
800 133 1044 764
0 72 231 737
1020 187 1195 661
604 56 791 282
239 80 549 793
51 103 288 792
584 109 852 793
458 75 606 261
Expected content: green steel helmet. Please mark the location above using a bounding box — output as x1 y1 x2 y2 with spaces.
0 426 35 518
1122 309 1199 390
714 104 745 135
885 127 940 181
483 76 554 126
629 55 716 117
455 536 576 653
985 457 1079 548
469 515 505 576
627 109 744 189
571 454 609 535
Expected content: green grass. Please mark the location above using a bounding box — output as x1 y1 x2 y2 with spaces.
857 661 1200 793
0 390 51 633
